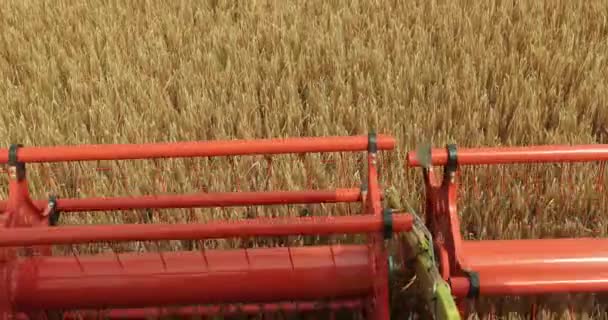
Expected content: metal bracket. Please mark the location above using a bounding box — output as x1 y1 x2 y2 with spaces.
464 270 480 299
48 195 60 226
8 144 25 181
368 131 378 154
445 144 458 174
383 208 393 240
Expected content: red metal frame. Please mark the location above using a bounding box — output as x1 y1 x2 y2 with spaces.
407 144 608 166
61 299 365 319
0 134 401 320
0 214 412 247
0 134 395 163
0 188 377 212
406 144 608 316
15 246 373 310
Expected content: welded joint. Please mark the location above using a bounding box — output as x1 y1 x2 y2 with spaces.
8 143 25 181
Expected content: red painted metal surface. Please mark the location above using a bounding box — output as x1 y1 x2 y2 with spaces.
14 246 372 310
450 239 608 296
407 144 608 166
0 188 371 212
0 214 412 247
0 134 395 163
451 265 608 296
0 133 400 319
366 144 391 320
62 299 364 319
408 142 608 317
461 239 608 270
9 132 608 319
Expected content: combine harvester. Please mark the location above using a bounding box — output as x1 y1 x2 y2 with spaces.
0 132 606 319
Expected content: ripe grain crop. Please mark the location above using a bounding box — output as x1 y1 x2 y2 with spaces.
1 0 607 318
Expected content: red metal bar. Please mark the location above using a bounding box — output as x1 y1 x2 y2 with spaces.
62 299 364 319
461 239 608 270
0 214 413 247
0 135 396 163
0 188 370 212
14 246 372 310
366 143 390 320
407 144 608 166
451 265 608 296
449 239 608 297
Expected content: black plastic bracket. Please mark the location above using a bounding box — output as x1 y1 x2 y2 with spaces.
48 195 60 226
368 131 378 154
465 270 480 299
383 208 393 240
8 144 25 181
360 182 368 193
446 144 458 173
442 144 458 184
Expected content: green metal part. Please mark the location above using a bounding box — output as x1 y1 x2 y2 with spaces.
403 219 461 320
385 187 460 320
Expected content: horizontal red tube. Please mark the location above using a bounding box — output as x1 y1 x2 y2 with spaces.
0 135 395 163
14 245 372 310
461 238 608 270
62 299 364 319
406 144 608 166
0 188 369 212
450 238 608 297
451 265 608 297
0 214 412 247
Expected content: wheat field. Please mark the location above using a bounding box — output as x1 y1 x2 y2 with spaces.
1 0 608 319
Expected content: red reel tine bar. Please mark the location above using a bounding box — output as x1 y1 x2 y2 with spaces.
0 133 406 320
406 144 608 317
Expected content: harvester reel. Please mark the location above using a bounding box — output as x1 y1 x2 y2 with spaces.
1 133 608 319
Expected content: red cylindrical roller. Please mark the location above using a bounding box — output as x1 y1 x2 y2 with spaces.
14 245 372 310
0 135 395 163
0 188 369 213
407 144 608 166
0 214 413 247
